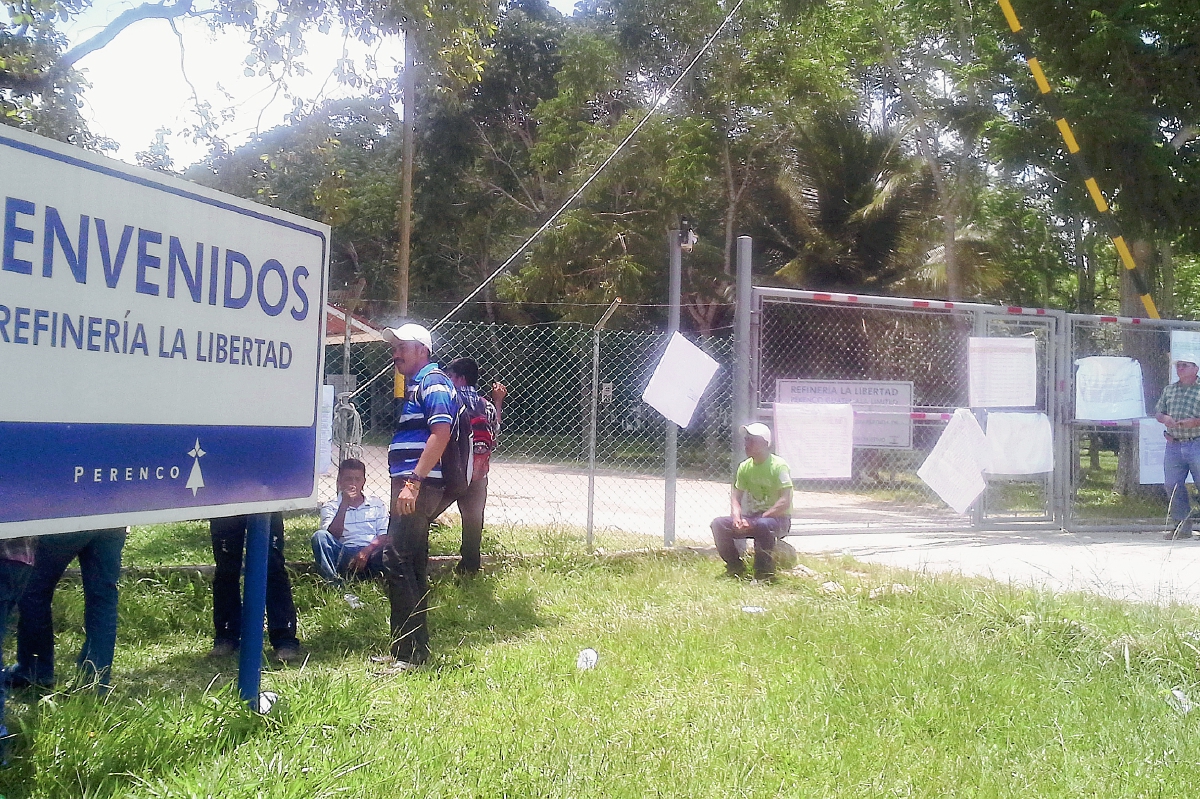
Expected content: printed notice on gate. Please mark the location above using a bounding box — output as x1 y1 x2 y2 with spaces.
776 379 913 449
0 126 329 537
968 337 1038 408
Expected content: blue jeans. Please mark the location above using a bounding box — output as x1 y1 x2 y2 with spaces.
711 515 789 578
13 528 126 690
310 530 383 587
210 514 299 651
1164 439 1200 522
0 559 33 741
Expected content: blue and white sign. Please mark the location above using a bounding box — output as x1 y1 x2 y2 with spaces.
0 127 329 537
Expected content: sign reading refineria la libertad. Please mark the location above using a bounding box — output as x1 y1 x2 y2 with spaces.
0 127 329 537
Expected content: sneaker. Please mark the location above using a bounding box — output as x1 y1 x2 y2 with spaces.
273 645 305 665
343 593 365 610
378 659 420 675
208 640 238 658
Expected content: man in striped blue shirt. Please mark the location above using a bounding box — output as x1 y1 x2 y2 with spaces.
381 323 457 668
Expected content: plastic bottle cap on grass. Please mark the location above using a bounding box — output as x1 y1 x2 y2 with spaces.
577 648 599 670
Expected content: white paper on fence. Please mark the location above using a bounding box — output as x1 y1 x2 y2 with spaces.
773 403 855 480
641 331 721 428
1137 417 1194 485
984 412 1053 475
968 337 1038 408
1170 330 1200 382
917 408 988 514
1074 356 1146 420
319 384 336 475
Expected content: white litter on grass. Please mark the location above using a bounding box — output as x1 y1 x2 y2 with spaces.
741 606 767 614
256 691 279 715
868 584 915 600
820 581 846 594
787 564 820 579
343 593 365 609
576 648 599 670
1166 688 1194 715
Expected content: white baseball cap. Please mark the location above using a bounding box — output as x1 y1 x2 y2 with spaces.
383 323 433 354
741 422 772 446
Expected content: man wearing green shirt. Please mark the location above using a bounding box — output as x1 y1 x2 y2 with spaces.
711 423 793 579
1157 357 1200 540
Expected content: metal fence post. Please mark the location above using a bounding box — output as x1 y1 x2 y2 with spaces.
588 299 622 548
732 236 752 474
665 230 681 547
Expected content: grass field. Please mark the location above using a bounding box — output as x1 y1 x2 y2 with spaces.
4 522 1200 797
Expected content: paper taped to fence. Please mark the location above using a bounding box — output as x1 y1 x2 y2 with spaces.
968 337 1037 408
641 332 720 428
984 412 1053 475
774 403 854 480
1074 356 1146 420
1138 418 1194 485
918 408 988 514
1171 331 1200 382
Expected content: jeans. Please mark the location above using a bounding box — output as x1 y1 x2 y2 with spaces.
1164 439 1200 523
211 514 299 651
711 515 788 578
435 474 489 574
311 530 384 586
0 559 32 741
383 482 444 663
13 528 126 690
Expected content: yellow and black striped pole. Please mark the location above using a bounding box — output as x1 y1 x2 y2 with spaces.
997 0 1160 319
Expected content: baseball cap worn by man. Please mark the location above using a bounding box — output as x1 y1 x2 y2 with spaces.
383 323 433 354
742 423 772 446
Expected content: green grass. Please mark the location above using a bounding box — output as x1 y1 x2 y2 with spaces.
5 528 1200 796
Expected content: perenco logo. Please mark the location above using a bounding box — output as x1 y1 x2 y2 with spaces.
73 438 207 496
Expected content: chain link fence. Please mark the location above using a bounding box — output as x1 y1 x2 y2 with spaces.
322 320 733 552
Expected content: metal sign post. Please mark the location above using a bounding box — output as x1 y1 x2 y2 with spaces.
237 513 271 704
665 231 682 547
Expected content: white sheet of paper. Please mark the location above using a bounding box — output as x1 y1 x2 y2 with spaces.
1170 331 1200 382
968 337 1038 408
917 408 988 514
1138 417 1193 485
773 403 854 480
641 332 721 428
984 412 1053 475
319 384 336 474
1074 356 1146 420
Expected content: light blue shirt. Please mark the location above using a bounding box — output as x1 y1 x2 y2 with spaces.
318 495 388 548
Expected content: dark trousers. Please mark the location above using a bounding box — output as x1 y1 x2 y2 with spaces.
210 513 299 650
0 559 32 736
711 515 787 578
383 483 445 663
14 528 126 689
436 474 488 574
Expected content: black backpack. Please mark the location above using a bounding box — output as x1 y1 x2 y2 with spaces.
417 368 474 502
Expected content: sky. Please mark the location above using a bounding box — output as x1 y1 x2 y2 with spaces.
65 0 578 167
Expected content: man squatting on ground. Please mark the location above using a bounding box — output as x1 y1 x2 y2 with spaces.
711 423 793 580
311 458 389 590
1158 356 1200 540
383 323 456 668
441 357 506 576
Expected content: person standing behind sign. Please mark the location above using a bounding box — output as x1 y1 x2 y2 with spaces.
442 357 506 576
1157 357 1200 540
209 513 303 663
11 528 127 693
0 537 33 763
381 323 456 669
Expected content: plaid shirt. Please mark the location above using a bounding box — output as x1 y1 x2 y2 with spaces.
1157 382 1200 441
